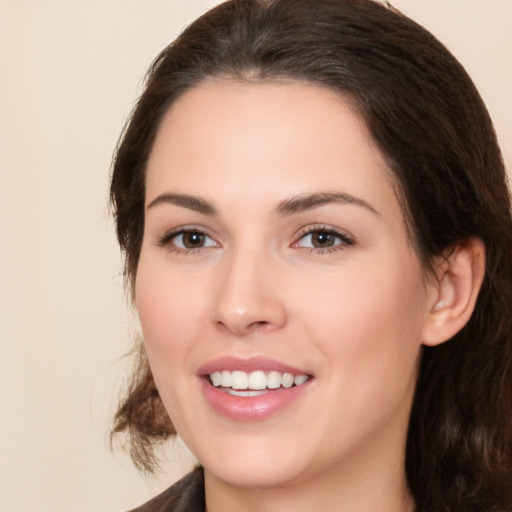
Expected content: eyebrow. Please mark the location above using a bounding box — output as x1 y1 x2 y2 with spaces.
147 193 218 215
276 192 380 217
146 191 379 217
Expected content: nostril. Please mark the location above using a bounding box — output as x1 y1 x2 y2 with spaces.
247 320 271 331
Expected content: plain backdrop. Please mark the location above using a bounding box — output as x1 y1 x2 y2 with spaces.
0 1 510 511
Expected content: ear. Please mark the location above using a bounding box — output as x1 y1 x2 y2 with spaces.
421 237 486 347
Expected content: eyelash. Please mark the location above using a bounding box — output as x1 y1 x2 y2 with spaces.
292 225 355 254
157 225 217 255
157 225 355 255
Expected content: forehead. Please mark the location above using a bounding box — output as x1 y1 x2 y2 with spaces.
145 80 398 220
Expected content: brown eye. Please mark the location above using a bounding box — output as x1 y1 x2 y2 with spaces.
301 230 341 249
310 230 337 248
294 227 354 252
181 231 206 248
165 230 218 251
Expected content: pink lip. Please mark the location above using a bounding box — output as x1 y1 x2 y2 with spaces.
198 356 313 422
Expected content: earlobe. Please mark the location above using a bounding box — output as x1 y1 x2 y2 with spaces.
421 237 486 347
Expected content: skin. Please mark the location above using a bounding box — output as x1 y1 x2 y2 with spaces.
136 80 443 512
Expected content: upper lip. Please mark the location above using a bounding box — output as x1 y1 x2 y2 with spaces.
197 356 312 376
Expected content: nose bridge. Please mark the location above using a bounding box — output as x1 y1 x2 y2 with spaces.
212 241 286 335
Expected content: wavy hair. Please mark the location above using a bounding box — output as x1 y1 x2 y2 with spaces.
110 1 512 510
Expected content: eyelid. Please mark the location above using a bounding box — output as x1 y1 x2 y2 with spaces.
154 223 354 255
291 224 355 252
156 225 220 253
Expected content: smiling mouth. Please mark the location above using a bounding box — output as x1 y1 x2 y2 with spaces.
209 370 311 396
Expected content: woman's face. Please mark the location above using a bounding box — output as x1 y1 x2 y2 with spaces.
136 81 435 491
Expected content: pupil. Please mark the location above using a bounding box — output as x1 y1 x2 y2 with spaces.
313 231 333 248
183 232 204 248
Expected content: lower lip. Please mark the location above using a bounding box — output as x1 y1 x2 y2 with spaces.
201 378 312 421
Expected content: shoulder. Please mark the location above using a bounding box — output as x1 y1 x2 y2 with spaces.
128 466 205 512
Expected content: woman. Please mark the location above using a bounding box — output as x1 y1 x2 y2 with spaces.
110 1 512 511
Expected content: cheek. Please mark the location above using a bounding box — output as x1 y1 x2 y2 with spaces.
134 257 208 367
295 256 426 379
134 259 212 429
302 263 425 437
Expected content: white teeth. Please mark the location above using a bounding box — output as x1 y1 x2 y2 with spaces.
227 389 267 397
294 374 308 386
282 373 294 388
209 370 309 391
266 371 282 389
231 371 248 390
221 370 232 387
211 371 222 387
247 370 266 390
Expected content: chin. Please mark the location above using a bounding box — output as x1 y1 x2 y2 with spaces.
182 429 309 489
203 456 307 489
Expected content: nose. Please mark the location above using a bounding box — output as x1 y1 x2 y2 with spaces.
211 247 287 336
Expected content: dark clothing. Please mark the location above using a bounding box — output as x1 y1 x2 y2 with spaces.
129 467 205 512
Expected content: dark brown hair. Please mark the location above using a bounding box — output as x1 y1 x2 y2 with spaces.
110 1 512 510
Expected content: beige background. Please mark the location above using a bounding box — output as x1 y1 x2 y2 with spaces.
0 1 510 511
